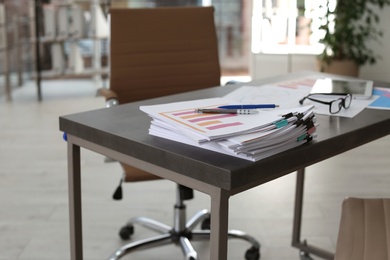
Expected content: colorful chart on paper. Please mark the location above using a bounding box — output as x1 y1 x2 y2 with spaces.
160 108 242 133
368 87 390 110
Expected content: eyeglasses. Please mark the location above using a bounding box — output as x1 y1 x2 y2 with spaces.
299 93 352 114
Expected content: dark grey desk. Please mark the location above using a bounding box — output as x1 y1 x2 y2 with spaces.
60 72 390 260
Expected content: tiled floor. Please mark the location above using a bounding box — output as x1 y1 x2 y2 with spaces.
1 79 389 260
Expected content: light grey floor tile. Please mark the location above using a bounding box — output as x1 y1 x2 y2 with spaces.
1 80 389 259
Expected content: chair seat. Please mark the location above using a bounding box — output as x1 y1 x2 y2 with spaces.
121 163 161 182
334 198 390 260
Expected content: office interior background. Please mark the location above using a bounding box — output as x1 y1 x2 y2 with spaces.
0 0 389 259
2 0 390 98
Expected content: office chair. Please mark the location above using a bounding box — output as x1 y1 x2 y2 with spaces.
98 7 260 260
334 197 390 260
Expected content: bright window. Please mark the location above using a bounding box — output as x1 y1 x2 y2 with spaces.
251 0 325 55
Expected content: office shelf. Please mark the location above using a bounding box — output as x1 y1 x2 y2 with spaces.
0 2 33 101
34 0 110 100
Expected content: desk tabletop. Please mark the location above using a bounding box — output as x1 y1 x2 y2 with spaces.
59 72 390 194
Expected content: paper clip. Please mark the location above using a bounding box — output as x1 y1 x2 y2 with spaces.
282 112 304 119
274 119 288 128
297 133 308 142
282 112 295 119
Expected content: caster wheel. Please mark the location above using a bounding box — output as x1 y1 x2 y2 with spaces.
245 246 260 260
119 225 134 240
201 217 210 230
299 250 314 260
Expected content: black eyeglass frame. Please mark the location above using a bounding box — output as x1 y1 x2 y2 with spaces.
299 93 352 114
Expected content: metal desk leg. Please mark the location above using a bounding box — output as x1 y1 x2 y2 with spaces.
292 168 334 260
68 139 83 260
34 0 42 101
210 188 229 260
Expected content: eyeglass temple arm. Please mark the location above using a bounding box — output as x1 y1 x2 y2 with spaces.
299 96 307 105
312 92 350 96
299 96 331 106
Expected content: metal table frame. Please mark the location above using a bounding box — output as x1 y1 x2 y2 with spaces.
60 72 390 260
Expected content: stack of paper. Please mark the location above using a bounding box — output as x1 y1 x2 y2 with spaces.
140 98 317 161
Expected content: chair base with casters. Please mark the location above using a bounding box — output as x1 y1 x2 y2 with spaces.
108 185 261 260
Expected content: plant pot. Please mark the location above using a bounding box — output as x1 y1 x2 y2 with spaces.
317 59 359 77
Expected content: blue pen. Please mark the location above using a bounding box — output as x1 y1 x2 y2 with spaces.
218 104 279 109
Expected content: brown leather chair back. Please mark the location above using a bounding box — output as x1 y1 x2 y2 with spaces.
109 6 221 104
109 6 221 182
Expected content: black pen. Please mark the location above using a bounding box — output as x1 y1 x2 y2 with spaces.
195 108 259 115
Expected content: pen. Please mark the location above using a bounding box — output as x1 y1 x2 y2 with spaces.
195 108 259 115
218 104 279 109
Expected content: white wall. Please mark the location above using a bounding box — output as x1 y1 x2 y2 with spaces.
359 6 390 82
250 53 318 79
251 7 390 83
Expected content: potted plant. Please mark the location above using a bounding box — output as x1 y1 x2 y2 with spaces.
318 0 390 76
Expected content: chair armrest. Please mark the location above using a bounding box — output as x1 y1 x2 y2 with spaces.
225 80 242 85
97 88 120 163
97 88 119 107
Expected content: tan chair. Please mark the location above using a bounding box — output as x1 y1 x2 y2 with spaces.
99 7 260 260
334 197 390 260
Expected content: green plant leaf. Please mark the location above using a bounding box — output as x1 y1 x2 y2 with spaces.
318 0 390 66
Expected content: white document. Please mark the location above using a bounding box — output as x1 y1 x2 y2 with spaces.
69 6 86 38
149 124 254 161
57 7 69 38
0 4 4 23
140 98 314 143
90 5 108 38
223 77 378 118
68 42 84 73
224 110 315 147
50 43 64 74
43 6 56 38
141 97 317 161
0 4 5 50
224 85 312 109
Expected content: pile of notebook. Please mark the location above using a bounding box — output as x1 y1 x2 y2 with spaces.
140 97 317 161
